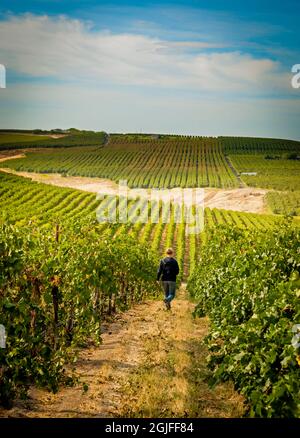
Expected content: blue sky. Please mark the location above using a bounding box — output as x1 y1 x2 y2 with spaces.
0 1 299 138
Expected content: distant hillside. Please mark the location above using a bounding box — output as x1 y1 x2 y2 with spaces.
0 130 108 150
1 133 300 190
220 136 300 154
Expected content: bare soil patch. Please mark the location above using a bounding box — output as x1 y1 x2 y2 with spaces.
0 153 25 162
0 167 267 213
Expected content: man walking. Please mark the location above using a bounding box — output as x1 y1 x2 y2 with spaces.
157 248 179 310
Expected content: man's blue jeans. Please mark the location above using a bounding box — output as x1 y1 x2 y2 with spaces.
162 281 176 303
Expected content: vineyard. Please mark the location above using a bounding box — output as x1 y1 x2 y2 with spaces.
0 131 300 418
188 225 300 417
2 135 300 192
0 219 160 407
220 136 300 154
0 171 292 278
266 191 300 216
0 0 299 418
1 137 239 189
229 155 300 191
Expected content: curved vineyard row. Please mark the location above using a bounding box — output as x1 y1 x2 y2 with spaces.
229 155 300 191
2 137 239 189
0 171 297 290
188 225 300 417
220 136 300 154
0 170 295 240
1 170 299 416
0 170 297 278
0 219 160 407
266 191 300 216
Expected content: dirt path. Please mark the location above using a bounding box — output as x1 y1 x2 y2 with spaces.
224 155 246 188
0 166 267 213
1 287 244 418
0 153 25 163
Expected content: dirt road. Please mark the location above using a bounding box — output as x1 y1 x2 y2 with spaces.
0 287 244 418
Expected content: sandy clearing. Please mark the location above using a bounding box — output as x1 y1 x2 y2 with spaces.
0 154 25 163
203 187 268 213
0 167 268 213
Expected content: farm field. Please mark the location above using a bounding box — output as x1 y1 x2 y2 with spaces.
2 135 300 192
229 155 300 191
0 134 300 418
220 136 300 154
0 168 268 213
0 131 107 150
0 282 245 419
266 191 300 216
189 225 300 417
0 170 299 417
0 137 240 188
1 0 299 422
0 133 49 145
0 170 292 282
0 170 288 231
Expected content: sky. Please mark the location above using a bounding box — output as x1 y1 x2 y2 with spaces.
0 0 299 138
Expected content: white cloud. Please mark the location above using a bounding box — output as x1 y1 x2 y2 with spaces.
0 13 299 139
0 14 291 94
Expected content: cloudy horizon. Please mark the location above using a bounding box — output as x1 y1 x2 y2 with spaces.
0 1 299 139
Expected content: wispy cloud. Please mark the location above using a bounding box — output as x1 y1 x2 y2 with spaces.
0 11 299 138
0 14 292 96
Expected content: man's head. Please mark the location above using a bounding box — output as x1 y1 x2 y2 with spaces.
166 248 174 257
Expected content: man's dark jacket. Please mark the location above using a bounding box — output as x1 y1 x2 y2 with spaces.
157 257 179 282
